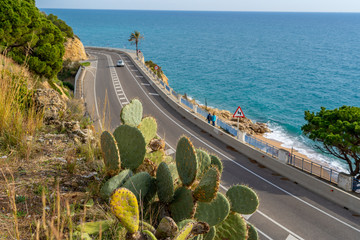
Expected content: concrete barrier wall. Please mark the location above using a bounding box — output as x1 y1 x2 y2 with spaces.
88 47 360 214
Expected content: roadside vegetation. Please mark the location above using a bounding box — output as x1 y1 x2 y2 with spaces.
302 106 360 178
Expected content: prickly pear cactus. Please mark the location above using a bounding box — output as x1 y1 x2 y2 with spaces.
226 185 259 215
120 98 143 127
110 188 139 234
203 226 216 240
170 187 196 223
156 162 174 204
113 125 146 170
210 155 223 174
176 136 198 187
195 192 230 227
138 116 157 145
247 223 259 240
193 167 220 202
100 131 121 176
174 222 194 240
122 172 152 202
214 212 248 240
196 149 211 178
100 169 133 200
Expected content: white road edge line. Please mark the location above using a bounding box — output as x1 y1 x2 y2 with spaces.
91 60 103 131
112 51 359 236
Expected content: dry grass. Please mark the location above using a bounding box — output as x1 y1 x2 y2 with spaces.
0 55 43 158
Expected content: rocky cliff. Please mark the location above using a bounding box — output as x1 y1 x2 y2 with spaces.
63 37 87 61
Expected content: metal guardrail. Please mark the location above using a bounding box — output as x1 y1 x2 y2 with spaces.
288 154 339 184
353 178 360 193
181 98 194 110
245 134 279 158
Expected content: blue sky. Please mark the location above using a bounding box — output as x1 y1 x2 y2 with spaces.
36 0 360 12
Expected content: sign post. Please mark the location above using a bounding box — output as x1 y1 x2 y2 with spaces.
233 106 245 140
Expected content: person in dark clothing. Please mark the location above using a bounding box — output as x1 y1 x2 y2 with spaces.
212 114 217 126
207 113 212 124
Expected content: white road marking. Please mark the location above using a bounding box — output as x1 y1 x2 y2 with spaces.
131 69 139 72
113 50 360 238
165 149 175 155
141 83 150 86
286 234 300 240
149 93 159 96
92 60 103 130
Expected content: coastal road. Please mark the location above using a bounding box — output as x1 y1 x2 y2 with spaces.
83 48 360 240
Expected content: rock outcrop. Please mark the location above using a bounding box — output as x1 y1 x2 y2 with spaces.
34 88 66 124
63 37 87 62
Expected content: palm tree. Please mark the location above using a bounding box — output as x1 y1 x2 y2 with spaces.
128 31 144 56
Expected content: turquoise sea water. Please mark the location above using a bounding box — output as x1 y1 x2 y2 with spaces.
42 9 360 171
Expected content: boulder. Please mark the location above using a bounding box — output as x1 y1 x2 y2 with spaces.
33 89 66 124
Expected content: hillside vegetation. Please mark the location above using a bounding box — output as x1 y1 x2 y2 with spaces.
0 0 65 78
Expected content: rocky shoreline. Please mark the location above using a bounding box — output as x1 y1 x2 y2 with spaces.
184 97 271 135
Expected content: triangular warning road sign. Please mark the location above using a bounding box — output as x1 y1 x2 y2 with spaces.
233 106 245 118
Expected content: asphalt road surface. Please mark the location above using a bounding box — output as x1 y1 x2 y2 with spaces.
83 48 360 240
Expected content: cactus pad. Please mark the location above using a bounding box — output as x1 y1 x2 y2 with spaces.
100 169 133 200
120 98 143 127
170 187 195 223
247 223 259 240
76 220 112 235
145 150 165 165
203 226 216 240
100 131 121 176
195 192 230 227
110 188 139 234
156 162 174 203
122 172 152 202
210 155 223 174
193 167 220 202
214 212 247 240
113 125 146 170
144 177 157 206
174 222 194 240
176 136 198 186
138 116 158 144
226 185 259 214
155 217 179 239
142 230 158 240
196 149 211 178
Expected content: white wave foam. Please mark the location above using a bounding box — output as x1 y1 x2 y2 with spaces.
264 122 348 173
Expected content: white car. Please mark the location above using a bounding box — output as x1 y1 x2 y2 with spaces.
116 59 125 67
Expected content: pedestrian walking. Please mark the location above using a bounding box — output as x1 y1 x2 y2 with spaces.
212 114 217 126
207 113 212 124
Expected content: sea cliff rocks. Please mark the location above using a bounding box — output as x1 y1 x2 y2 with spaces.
63 37 87 62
